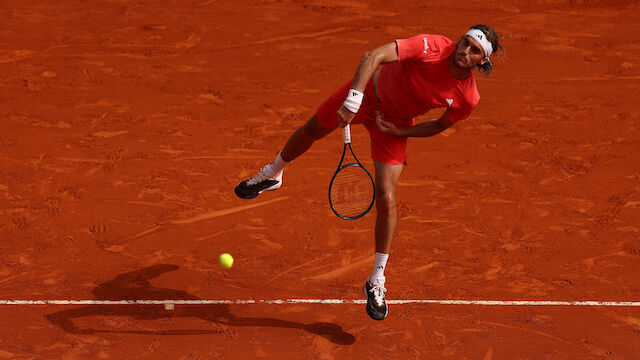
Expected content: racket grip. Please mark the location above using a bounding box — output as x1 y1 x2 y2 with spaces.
342 124 351 144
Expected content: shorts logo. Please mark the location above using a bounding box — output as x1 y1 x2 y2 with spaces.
423 38 428 54
446 98 454 106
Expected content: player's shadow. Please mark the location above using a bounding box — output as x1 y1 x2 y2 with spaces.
45 264 356 345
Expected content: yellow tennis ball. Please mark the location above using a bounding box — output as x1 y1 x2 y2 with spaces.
218 253 234 269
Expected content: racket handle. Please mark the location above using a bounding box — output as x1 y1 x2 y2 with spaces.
342 124 351 144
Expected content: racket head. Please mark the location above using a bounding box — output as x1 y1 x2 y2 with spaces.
329 162 375 220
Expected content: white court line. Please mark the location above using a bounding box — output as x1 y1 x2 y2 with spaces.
1 299 639 306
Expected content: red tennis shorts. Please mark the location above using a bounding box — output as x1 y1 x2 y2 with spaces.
316 79 413 165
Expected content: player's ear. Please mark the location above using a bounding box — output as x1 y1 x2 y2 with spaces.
477 57 494 77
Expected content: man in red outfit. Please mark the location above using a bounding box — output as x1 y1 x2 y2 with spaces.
235 25 502 320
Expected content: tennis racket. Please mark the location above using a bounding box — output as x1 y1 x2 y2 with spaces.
329 124 375 220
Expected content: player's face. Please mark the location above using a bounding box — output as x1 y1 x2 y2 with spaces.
454 35 486 68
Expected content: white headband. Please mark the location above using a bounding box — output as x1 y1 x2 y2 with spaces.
465 29 493 57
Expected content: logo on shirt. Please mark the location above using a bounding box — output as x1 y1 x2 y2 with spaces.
446 98 454 106
423 38 428 54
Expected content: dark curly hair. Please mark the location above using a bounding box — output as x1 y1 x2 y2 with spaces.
469 24 504 77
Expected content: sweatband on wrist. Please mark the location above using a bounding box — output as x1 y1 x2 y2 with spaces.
343 89 364 113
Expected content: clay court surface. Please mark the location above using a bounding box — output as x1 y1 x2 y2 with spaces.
1 0 640 358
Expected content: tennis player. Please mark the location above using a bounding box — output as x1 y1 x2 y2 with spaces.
235 25 502 320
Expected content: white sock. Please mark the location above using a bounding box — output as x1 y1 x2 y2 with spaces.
368 252 389 284
266 152 289 177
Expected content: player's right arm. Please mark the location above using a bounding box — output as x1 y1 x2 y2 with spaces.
337 42 399 127
350 42 399 92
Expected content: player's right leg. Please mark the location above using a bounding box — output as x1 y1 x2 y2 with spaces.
280 114 334 162
235 79 352 199
234 115 333 199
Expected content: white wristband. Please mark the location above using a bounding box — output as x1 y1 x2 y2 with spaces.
343 89 364 113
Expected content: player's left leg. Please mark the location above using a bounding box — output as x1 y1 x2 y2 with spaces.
364 160 403 320
373 161 403 254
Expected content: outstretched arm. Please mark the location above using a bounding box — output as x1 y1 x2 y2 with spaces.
350 42 399 93
375 110 456 138
337 42 399 126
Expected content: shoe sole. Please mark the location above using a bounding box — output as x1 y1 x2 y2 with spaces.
234 180 280 200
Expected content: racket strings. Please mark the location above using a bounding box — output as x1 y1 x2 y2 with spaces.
330 166 374 218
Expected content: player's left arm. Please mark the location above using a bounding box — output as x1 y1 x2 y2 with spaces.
374 110 456 138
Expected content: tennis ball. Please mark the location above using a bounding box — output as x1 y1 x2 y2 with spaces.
218 253 234 269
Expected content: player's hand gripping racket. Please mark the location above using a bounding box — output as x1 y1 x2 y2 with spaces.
329 124 375 220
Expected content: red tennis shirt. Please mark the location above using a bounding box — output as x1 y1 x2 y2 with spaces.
377 34 480 122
